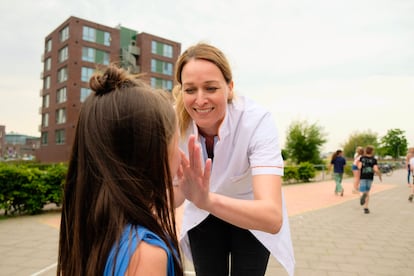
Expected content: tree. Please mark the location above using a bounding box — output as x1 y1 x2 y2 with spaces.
380 129 407 159
342 131 379 158
285 120 327 164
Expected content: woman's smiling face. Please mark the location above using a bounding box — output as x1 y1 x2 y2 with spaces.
181 59 233 137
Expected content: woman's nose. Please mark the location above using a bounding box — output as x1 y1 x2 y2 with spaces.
195 90 207 105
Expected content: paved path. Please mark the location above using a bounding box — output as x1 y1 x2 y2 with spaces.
0 169 413 275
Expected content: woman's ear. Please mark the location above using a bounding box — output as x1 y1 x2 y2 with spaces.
228 80 234 99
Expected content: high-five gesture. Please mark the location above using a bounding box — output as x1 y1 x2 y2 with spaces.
180 135 212 210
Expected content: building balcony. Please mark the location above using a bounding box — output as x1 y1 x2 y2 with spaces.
128 44 140 56
121 48 140 73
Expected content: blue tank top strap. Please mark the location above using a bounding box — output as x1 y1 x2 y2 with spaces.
104 224 176 276
139 227 177 276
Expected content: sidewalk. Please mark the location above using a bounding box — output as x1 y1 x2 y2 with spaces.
0 169 413 275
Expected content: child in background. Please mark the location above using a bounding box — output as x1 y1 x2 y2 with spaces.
406 147 414 187
358 145 382 214
352 146 364 194
408 153 414 202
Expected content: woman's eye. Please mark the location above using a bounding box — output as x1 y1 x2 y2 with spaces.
184 88 196 94
206 87 218 92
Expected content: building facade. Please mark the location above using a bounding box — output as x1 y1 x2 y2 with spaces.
0 125 40 161
37 16 181 163
5 133 40 161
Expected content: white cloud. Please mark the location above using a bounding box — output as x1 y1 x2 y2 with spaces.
246 75 414 151
1 0 413 149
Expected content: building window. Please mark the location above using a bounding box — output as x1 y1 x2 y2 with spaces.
82 47 95 62
45 39 52 53
44 76 51 90
104 32 111 46
45 57 51 71
42 113 49 127
58 46 69 62
58 67 68 83
151 77 173 91
151 59 173 76
42 94 49 108
57 87 67 103
151 41 173 58
83 26 96 42
163 62 173 75
55 129 65 145
56 108 66 124
41 132 48 145
60 26 69 42
81 67 95 82
101 51 110 65
83 26 111 46
82 47 109 65
80 87 92 102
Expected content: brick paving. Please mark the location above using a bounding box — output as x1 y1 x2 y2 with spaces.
0 169 413 275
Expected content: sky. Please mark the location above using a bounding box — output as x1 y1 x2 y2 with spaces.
1 0 413 152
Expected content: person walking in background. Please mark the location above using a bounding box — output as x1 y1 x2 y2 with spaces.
358 145 382 214
352 146 364 194
172 43 295 276
406 147 414 187
329 150 346 196
57 65 184 276
408 153 414 202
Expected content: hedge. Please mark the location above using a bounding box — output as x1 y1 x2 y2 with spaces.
283 162 317 183
283 162 353 184
0 162 67 215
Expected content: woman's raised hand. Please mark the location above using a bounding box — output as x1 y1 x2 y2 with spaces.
179 135 212 209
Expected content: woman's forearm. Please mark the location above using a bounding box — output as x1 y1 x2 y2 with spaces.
205 193 283 234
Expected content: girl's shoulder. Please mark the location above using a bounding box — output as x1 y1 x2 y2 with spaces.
127 240 168 275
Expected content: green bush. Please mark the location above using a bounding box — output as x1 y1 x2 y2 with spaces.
297 162 316 182
283 166 299 183
0 162 67 215
41 164 67 206
344 164 353 177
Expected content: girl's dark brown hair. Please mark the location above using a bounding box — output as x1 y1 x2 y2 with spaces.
57 64 183 275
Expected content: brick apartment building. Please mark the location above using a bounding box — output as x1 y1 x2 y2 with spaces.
36 16 181 163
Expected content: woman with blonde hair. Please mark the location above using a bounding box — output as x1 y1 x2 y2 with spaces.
352 146 364 194
173 43 294 276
